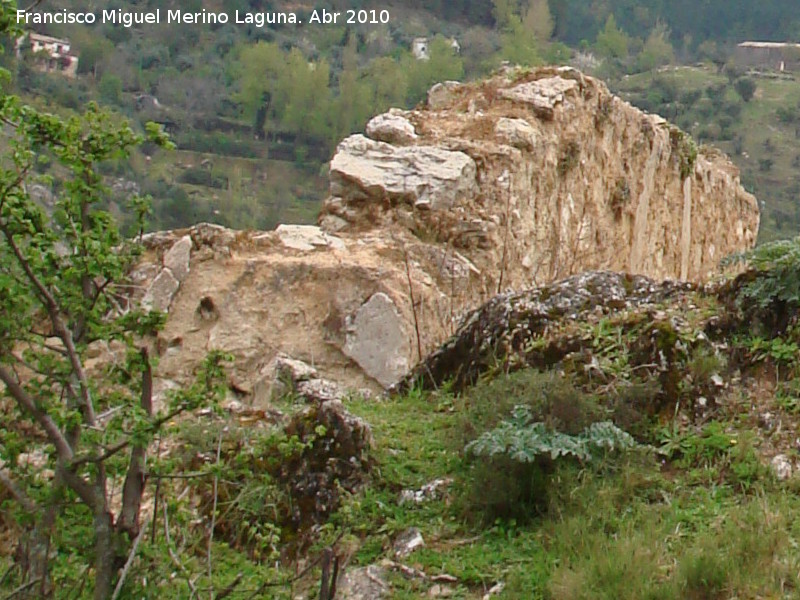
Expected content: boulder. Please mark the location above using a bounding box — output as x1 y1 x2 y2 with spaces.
366 111 418 145
499 76 580 120
495 117 538 150
393 527 425 558
297 378 344 403
274 353 318 383
190 222 237 250
427 81 462 110
142 268 180 312
275 224 346 252
329 135 477 210
342 293 410 388
395 271 697 392
771 454 793 480
163 235 192 283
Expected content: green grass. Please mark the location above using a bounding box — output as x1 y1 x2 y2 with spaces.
327 369 800 599
4 368 800 598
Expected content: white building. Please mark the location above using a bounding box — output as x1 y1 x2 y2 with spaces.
16 32 79 77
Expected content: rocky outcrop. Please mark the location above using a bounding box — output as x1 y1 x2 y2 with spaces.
393 270 698 393
322 66 758 285
132 67 758 396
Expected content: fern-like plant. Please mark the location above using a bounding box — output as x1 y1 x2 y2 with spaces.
465 405 636 464
728 237 800 310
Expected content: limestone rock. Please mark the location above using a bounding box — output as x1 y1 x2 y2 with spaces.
495 117 538 150
499 76 580 119
329 135 477 210
253 354 320 405
771 454 793 480
483 583 506 599
274 353 318 384
297 378 344 404
338 566 389 600
342 293 410 387
318 399 373 455
190 222 236 250
395 271 696 392
429 584 455 598
129 67 759 401
393 527 425 558
163 235 192 283
275 224 345 251
400 477 453 505
366 111 418 145
427 81 462 109
282 400 372 527
318 213 349 233
142 268 180 312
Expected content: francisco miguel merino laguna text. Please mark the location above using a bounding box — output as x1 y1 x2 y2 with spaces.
16 9 310 28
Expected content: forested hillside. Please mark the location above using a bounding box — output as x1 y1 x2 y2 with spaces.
8 0 800 238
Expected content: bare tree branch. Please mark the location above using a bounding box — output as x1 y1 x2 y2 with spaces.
214 573 243 600
71 402 192 467
2 577 41 600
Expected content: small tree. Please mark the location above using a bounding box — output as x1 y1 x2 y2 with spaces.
596 14 630 60
0 97 188 598
637 22 675 73
734 77 757 102
0 10 236 597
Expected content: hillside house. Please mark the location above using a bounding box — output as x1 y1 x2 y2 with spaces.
736 41 800 73
16 32 79 77
411 37 461 61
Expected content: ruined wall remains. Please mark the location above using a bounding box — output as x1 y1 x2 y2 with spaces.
134 67 759 398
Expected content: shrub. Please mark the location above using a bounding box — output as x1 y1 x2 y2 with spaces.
777 105 798 124
178 166 229 189
610 177 630 218
557 140 581 176
669 128 698 179
732 236 800 313
98 73 122 104
734 77 757 102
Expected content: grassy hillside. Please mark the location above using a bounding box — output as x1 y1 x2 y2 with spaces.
6 252 800 598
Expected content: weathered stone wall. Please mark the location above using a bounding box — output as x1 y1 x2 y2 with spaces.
135 67 759 397
321 66 758 288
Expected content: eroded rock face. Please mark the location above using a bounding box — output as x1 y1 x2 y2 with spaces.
132 67 759 396
394 271 696 392
322 66 759 285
